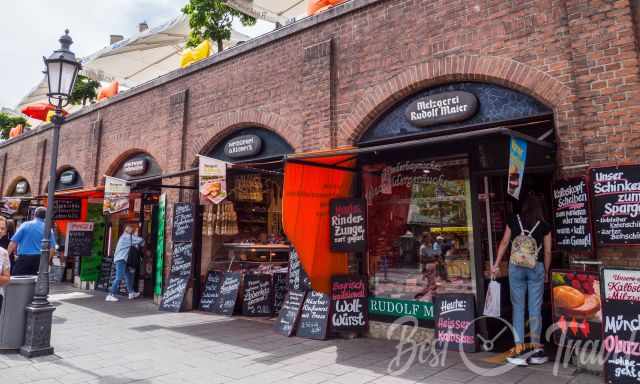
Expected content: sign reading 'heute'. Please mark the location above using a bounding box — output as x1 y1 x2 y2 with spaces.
405 91 478 127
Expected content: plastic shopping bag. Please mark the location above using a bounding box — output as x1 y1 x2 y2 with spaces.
483 279 501 317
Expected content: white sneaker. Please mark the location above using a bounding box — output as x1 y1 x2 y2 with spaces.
128 292 141 300
105 294 119 302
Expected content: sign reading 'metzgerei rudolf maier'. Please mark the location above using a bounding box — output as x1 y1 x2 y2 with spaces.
405 91 478 128
591 166 640 245
330 198 366 252
552 178 592 250
601 268 640 384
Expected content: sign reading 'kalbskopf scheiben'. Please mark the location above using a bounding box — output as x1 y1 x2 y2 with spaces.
405 91 478 128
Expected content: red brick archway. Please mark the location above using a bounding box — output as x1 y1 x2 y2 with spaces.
190 109 299 165
339 55 575 147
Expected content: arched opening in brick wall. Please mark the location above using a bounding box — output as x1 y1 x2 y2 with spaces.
5 176 32 197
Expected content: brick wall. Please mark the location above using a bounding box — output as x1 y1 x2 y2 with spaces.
2 0 640 278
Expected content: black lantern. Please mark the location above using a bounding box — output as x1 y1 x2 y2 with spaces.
43 29 81 106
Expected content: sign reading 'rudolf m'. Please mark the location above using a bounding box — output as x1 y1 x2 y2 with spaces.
405 91 478 128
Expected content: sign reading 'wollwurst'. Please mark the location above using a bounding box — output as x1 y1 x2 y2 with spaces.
405 91 478 127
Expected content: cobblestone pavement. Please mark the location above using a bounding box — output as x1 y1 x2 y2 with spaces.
0 284 600 384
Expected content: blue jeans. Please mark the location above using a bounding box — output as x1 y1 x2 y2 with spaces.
110 260 134 295
509 262 544 345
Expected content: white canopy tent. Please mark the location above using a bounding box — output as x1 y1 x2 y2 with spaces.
226 0 308 24
16 14 250 115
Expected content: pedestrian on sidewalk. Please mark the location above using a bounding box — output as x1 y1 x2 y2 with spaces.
0 245 9 286
492 192 551 366
106 225 144 302
7 207 56 276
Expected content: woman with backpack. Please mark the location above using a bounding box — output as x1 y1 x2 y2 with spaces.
492 193 552 366
105 225 144 302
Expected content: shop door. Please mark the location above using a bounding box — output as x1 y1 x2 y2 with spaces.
477 172 556 351
139 197 159 298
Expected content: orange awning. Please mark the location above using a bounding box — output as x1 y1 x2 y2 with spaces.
282 149 357 293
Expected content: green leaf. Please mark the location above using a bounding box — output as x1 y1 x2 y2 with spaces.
181 0 256 50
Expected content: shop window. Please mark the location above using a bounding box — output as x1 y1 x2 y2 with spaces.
363 157 476 306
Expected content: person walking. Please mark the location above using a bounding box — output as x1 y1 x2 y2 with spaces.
492 193 552 366
105 225 144 302
7 207 56 276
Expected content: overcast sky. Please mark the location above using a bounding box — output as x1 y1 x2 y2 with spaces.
0 0 273 109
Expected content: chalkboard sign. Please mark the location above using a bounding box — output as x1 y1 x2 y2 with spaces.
217 272 241 316
159 243 193 312
601 268 640 384
330 275 368 333
96 255 113 291
330 198 366 252
296 291 330 340
273 272 288 314
172 203 194 243
434 294 476 352
553 178 592 250
289 249 311 291
242 274 273 316
200 271 223 312
54 199 82 220
274 290 307 337
65 222 94 258
591 166 640 245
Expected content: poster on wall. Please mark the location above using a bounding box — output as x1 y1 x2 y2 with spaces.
103 176 130 214
199 155 227 204
552 178 592 250
550 270 601 345
600 268 640 384
329 198 366 252
507 138 527 200
591 166 640 245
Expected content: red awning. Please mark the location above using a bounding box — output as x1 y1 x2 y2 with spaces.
282 149 357 293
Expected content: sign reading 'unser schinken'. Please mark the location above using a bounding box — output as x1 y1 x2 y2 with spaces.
405 91 478 128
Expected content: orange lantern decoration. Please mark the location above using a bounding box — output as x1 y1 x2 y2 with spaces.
21 103 67 121
308 0 347 16
97 81 119 101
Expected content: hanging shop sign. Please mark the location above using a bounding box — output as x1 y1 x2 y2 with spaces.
329 198 366 252
550 269 601 345
330 275 368 333
507 137 527 199
59 170 77 185
103 176 130 214
224 134 262 159
53 198 82 220
591 165 640 245
600 267 640 384
123 158 148 176
14 180 29 195
552 178 592 250
274 290 307 337
296 290 331 340
434 293 476 352
405 91 478 128
199 155 227 204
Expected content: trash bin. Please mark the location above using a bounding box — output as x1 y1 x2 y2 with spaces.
0 276 36 352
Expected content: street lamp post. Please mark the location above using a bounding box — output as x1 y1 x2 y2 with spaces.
20 30 81 358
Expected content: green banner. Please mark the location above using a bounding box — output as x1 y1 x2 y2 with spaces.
368 296 434 320
80 203 106 281
154 194 166 296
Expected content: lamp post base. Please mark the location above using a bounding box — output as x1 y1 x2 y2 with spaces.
19 304 55 358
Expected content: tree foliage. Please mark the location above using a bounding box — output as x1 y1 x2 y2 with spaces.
69 75 101 106
0 113 27 140
182 0 256 53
